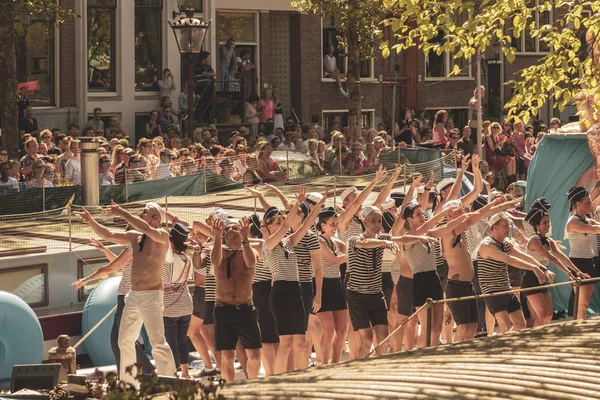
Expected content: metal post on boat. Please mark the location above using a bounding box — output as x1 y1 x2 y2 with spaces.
333 175 337 208
454 149 458 178
80 136 100 206
202 162 207 193
338 146 342 176
165 195 169 227
42 184 46 212
68 206 72 252
573 278 582 320
253 187 257 213
286 150 290 177
125 169 129 203
397 145 401 166
425 298 433 348
403 164 407 195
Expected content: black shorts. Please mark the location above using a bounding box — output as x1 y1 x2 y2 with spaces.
437 260 449 292
252 281 279 343
214 303 262 351
382 272 394 308
396 275 414 316
300 281 314 329
192 286 205 319
574 257 597 285
269 281 306 336
346 290 388 331
484 292 522 315
446 280 479 326
413 270 444 307
508 266 524 288
319 277 347 312
203 300 215 325
521 270 550 296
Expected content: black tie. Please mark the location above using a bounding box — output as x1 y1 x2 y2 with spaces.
452 233 462 248
226 250 239 279
138 234 147 252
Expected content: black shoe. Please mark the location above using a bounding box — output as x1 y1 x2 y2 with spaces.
196 369 219 378
474 331 488 338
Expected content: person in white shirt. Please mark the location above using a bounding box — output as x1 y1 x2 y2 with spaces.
0 162 19 193
155 149 173 180
64 140 81 185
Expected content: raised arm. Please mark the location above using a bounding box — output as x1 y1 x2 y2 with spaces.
238 218 257 268
264 183 290 210
479 242 545 284
549 239 590 279
417 173 434 211
339 166 388 231
567 217 600 235
445 154 470 203
289 190 329 246
528 238 573 280
245 187 272 211
459 154 483 207
508 242 554 283
210 218 224 268
71 248 132 291
192 219 216 240
89 238 118 262
372 165 403 208
103 200 169 244
265 187 307 251
74 208 130 245
319 239 348 264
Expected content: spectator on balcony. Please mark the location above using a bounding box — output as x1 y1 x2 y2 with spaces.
20 137 40 181
158 68 176 100
220 39 236 90
155 148 173 179
256 142 285 183
0 162 19 194
64 139 81 185
258 88 274 128
323 44 348 97
244 94 260 135
159 107 180 136
99 154 116 186
84 108 105 136
194 51 216 123
19 106 40 138
432 109 449 147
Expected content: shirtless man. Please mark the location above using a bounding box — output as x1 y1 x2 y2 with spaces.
211 217 261 382
75 201 176 388
440 196 521 341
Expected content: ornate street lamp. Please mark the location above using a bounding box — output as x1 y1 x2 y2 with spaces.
169 8 210 138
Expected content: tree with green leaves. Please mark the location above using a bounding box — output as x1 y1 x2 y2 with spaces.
291 0 386 140
0 1 76 158
380 0 600 128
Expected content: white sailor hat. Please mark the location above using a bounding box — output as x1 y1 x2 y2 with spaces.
306 192 324 205
340 186 358 202
435 178 455 193
380 197 395 211
361 205 381 219
442 199 462 211
488 212 508 228
146 202 166 224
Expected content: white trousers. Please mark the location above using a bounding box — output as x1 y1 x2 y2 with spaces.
118 290 176 388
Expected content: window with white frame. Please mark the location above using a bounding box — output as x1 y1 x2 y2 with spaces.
88 0 117 92
425 12 471 79
322 16 374 80
322 109 375 133
513 0 551 53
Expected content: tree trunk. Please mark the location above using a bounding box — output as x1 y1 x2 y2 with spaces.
346 23 362 144
0 2 18 158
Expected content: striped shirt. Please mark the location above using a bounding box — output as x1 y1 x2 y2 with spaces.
162 252 194 318
204 253 216 302
568 215 596 259
294 231 321 282
404 241 437 274
338 217 364 244
319 236 342 279
263 236 299 282
526 235 550 267
117 246 133 296
476 236 511 294
347 233 392 294
253 258 271 283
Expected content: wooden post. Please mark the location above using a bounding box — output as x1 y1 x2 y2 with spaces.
425 298 433 348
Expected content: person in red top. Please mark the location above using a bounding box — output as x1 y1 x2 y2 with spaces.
256 142 285 183
258 88 274 124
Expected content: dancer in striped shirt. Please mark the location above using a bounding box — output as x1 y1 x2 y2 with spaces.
263 187 327 374
477 213 550 333
347 205 433 358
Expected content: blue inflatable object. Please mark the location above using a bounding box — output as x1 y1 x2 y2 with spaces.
82 277 120 367
525 134 600 313
0 291 44 380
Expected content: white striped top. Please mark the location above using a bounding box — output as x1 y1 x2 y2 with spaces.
263 237 299 282
526 235 550 267
162 252 194 318
204 253 216 302
568 215 596 259
117 246 133 296
476 236 511 294
382 248 395 273
294 231 321 282
319 236 342 279
403 241 437 274
252 258 271 283
338 217 364 244
347 233 392 294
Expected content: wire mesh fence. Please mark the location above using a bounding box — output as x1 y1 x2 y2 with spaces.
0 149 458 255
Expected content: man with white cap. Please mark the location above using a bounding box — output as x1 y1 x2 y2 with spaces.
346 205 433 358
75 201 176 388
